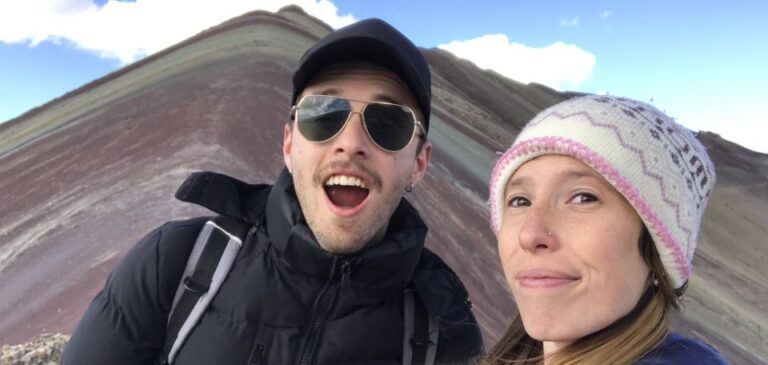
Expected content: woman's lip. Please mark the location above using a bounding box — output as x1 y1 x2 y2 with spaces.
515 270 579 288
517 277 578 288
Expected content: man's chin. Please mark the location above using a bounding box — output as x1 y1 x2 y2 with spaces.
315 231 372 254
317 240 367 255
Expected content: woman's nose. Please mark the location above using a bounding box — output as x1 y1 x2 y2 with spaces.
517 205 558 252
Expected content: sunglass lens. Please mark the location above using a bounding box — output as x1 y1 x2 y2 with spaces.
364 103 415 151
297 96 350 142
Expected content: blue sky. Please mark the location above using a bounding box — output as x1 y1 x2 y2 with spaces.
1 0 766 153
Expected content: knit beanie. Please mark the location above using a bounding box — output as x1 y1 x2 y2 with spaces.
488 95 716 293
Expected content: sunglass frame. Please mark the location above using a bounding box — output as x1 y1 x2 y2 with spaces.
290 94 425 152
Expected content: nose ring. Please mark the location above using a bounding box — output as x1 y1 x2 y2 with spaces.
547 231 553 236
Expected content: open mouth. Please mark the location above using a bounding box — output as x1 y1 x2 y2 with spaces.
324 174 370 208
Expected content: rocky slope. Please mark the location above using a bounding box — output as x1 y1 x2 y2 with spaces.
0 334 68 365
0 6 765 364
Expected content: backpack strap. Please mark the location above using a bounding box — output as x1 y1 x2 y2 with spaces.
160 216 250 364
402 288 439 365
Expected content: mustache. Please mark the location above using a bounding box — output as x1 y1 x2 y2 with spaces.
313 160 383 191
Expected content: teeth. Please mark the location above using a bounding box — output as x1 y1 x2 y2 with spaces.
325 175 368 188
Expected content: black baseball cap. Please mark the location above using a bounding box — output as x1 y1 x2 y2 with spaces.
292 18 432 132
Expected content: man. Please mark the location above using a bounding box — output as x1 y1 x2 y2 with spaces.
63 18 483 364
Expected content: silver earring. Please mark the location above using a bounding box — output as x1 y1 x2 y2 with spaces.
405 182 413 192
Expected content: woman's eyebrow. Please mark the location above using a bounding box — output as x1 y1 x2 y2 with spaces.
563 169 600 181
506 169 601 189
505 176 531 191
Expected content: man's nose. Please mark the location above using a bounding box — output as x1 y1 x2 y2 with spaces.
331 110 372 157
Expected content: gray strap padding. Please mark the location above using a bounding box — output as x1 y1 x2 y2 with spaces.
425 309 439 365
402 289 439 365
166 220 242 363
403 289 415 365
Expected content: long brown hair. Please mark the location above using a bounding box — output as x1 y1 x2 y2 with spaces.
481 229 680 365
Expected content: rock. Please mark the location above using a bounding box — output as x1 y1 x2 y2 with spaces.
0 333 69 365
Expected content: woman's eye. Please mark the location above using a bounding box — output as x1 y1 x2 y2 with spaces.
507 196 531 207
569 193 598 204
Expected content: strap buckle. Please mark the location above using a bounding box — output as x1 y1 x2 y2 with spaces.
410 337 435 347
183 277 209 293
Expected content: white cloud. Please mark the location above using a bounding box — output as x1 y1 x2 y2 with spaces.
559 17 579 27
438 34 596 90
0 0 356 64
600 10 613 19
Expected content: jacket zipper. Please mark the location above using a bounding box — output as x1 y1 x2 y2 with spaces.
248 342 265 365
297 259 351 365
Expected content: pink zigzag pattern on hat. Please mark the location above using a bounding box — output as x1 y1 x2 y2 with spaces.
525 110 694 243
490 137 690 281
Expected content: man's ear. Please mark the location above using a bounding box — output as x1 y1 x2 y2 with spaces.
410 141 431 185
283 124 293 173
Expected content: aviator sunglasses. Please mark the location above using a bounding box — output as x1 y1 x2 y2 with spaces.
291 95 425 152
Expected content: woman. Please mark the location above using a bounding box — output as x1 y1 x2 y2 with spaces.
484 95 729 364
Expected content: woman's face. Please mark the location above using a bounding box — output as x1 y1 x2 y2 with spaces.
498 155 650 353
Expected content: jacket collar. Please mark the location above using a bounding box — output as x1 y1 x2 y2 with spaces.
266 168 428 299
175 170 270 223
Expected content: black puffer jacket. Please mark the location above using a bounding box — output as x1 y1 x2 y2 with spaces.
63 169 483 364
